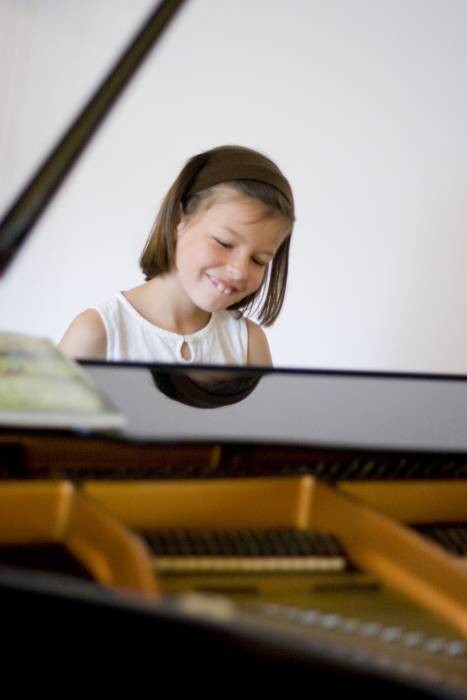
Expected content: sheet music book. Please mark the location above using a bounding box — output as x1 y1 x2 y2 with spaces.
0 332 126 431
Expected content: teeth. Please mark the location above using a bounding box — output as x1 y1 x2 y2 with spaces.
209 275 234 295
217 281 231 294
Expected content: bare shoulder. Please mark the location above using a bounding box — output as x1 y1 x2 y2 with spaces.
246 319 273 367
58 309 106 360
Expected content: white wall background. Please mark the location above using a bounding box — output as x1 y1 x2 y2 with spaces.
1 0 467 373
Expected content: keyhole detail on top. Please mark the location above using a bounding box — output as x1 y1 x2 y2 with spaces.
180 341 192 361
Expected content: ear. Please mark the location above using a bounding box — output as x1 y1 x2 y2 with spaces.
175 204 187 240
175 219 186 240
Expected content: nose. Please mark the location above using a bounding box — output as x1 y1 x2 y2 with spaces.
225 255 249 282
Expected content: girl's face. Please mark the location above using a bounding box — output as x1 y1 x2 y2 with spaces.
174 189 288 313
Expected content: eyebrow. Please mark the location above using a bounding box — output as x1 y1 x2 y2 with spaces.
219 227 275 257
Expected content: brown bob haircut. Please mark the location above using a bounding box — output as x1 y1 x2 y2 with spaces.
140 145 295 326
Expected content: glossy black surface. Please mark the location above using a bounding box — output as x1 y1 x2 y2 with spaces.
82 362 467 453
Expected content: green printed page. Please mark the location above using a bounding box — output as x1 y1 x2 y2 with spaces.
0 332 125 430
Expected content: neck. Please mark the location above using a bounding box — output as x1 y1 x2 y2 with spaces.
125 275 211 335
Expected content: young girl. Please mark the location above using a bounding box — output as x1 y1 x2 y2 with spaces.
59 145 295 366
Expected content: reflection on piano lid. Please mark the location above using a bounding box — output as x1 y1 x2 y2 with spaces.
1 362 467 481
80 362 467 453
150 367 262 408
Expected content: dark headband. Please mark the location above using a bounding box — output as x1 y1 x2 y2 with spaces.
184 149 293 208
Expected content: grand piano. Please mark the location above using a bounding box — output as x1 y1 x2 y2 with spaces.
0 2 466 695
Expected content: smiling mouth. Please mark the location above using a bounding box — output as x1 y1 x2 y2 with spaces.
207 274 238 296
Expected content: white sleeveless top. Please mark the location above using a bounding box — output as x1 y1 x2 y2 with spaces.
92 292 248 364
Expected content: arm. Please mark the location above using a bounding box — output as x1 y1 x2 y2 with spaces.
58 309 107 360
246 319 273 367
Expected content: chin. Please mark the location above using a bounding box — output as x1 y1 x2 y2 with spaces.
204 300 231 313
196 295 234 314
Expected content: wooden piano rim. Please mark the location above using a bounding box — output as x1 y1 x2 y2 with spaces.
0 481 157 597
82 475 467 639
339 480 467 522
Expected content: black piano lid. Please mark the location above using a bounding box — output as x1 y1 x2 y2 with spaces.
82 361 467 455
2 0 466 462
0 0 186 274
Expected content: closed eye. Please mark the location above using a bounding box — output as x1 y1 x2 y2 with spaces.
214 238 233 249
252 257 268 267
